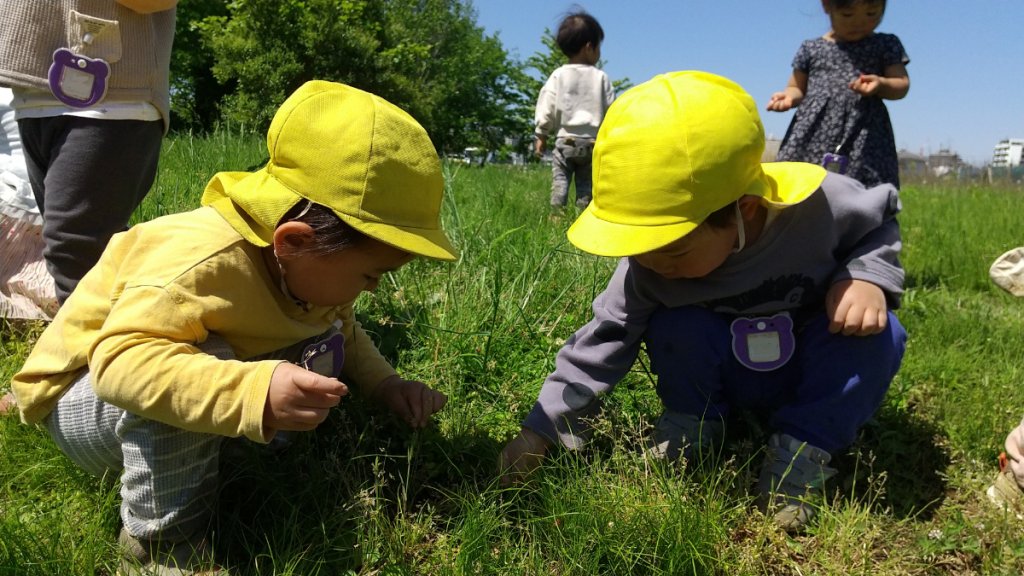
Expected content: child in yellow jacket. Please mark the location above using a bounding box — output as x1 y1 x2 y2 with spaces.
10 80 457 574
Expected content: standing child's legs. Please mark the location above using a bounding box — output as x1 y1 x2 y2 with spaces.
19 116 163 303
550 137 576 207
569 140 594 208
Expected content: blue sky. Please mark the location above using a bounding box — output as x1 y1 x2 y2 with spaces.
473 1 1020 166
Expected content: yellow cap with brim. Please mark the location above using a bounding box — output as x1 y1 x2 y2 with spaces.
202 80 458 261
568 71 826 258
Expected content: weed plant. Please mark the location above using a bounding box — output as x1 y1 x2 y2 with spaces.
1 133 1023 574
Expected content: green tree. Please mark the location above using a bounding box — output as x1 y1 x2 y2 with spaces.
195 0 531 153
170 0 231 131
379 0 531 154
198 0 389 131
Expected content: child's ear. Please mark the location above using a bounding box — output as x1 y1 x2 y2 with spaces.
736 195 762 222
272 220 316 258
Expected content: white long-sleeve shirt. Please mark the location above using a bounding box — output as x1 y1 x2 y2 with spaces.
534 64 614 140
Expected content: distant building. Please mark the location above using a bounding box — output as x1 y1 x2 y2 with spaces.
897 149 928 180
762 138 781 162
992 139 1024 168
928 148 964 178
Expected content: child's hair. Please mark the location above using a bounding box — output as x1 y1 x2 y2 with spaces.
555 10 604 57
825 0 885 8
281 201 367 256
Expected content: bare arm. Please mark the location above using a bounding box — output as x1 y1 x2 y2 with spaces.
766 70 808 112
849 63 910 100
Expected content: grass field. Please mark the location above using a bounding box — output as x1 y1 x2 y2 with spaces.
2 132 1024 575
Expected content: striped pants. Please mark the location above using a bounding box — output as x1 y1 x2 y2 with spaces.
43 331 335 542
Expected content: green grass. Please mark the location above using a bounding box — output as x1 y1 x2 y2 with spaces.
3 133 1024 574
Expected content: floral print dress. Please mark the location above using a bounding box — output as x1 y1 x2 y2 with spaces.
775 33 909 188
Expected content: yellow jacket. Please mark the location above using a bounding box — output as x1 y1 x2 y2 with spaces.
11 206 396 442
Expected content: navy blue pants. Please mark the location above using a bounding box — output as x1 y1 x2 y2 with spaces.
644 305 907 453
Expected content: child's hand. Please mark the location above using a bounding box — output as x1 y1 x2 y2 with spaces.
766 91 795 112
825 279 888 336
1006 420 1024 488
498 427 552 487
264 362 349 432
373 375 447 428
849 74 881 97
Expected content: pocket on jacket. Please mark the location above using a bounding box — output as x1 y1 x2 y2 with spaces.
67 10 122 63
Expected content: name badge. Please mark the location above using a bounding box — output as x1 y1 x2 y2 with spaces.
301 333 346 377
48 48 110 108
729 313 795 372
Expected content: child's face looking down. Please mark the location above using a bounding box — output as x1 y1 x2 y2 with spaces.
823 0 884 43
272 222 415 306
632 218 738 280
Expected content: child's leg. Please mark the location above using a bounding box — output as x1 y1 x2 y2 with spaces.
646 305 769 458
45 336 237 543
646 305 789 418
571 144 594 208
770 312 907 453
645 305 734 420
549 138 572 207
46 371 223 542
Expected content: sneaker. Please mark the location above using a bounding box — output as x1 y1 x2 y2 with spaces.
117 527 228 576
645 410 723 464
986 467 1024 519
756 433 837 532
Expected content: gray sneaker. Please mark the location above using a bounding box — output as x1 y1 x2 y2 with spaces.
646 410 723 464
117 527 228 576
756 433 837 532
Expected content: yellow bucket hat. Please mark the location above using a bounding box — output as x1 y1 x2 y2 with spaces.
567 71 827 257
202 80 458 261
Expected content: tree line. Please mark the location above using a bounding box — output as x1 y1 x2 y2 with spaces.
170 0 557 157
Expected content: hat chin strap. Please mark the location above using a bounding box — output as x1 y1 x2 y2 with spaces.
732 202 746 254
274 249 311 310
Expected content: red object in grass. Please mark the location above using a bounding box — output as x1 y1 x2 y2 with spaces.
1000 451 1009 472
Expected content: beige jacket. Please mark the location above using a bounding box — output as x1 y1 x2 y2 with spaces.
0 0 176 132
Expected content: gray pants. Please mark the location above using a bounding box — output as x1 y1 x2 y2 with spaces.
550 137 595 208
43 330 336 542
18 116 163 303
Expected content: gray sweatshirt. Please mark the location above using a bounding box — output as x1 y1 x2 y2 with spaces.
523 172 904 448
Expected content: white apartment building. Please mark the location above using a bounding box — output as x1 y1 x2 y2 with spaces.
992 139 1024 167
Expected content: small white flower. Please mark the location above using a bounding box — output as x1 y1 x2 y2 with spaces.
927 528 942 540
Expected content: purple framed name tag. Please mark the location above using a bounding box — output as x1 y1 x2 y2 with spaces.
48 48 110 108
301 332 346 377
729 313 796 372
